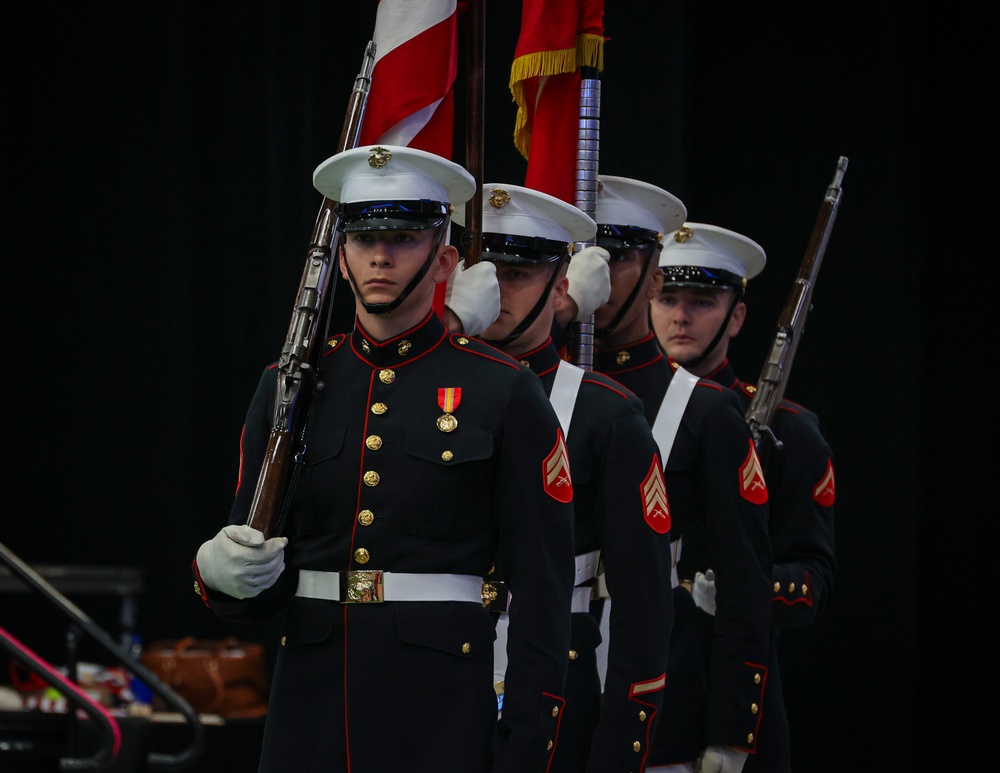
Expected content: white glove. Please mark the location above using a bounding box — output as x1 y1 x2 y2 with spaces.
195 524 288 599
566 246 611 321
444 259 500 336
697 745 749 773
692 569 717 616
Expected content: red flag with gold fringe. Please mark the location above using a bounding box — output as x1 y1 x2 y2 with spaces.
510 0 605 204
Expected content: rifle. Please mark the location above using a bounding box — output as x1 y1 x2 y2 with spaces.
246 42 376 539
745 155 848 451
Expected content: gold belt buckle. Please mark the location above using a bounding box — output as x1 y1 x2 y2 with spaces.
341 570 384 603
482 580 510 613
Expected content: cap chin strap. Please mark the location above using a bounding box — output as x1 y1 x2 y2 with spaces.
481 257 567 350
594 247 659 339
343 222 449 315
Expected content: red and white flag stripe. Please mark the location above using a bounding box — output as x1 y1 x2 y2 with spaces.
359 0 458 156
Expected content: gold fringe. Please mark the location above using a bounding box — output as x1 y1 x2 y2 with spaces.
577 33 604 71
509 34 606 160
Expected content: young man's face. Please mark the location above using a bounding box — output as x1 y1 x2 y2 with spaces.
340 228 447 309
481 261 565 354
650 284 745 368
593 246 662 342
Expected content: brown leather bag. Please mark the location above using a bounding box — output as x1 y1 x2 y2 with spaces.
140 636 269 718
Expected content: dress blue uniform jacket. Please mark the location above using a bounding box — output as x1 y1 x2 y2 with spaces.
198 312 575 773
520 339 674 773
712 360 836 773
594 333 772 765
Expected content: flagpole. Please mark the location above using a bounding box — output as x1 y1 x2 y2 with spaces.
463 0 485 266
571 65 601 371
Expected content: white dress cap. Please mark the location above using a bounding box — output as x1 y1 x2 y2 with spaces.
454 183 596 244
595 175 687 236
660 222 766 280
313 144 475 207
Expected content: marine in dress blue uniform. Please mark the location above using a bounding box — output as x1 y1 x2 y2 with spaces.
654 223 836 773
587 178 773 773
193 146 575 773
455 184 675 772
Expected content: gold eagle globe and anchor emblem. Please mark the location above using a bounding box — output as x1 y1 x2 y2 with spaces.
488 188 511 208
368 146 392 168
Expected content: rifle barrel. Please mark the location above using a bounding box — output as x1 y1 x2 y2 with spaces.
246 42 376 539
746 156 847 447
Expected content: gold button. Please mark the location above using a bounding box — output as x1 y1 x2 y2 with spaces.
773 581 781 593
363 470 380 487
193 580 202 596
371 402 387 415
747 733 754 744
457 337 469 345
551 706 559 718
441 450 453 461
379 368 395 384
632 741 641 752
788 582 796 593
616 351 630 365
546 741 553 751
328 338 339 349
461 642 471 654
638 710 647 722
358 510 374 526
801 583 809 595
397 340 412 355
354 548 370 564
280 636 287 646
366 434 382 450
751 702 759 715
754 673 762 685
746 384 756 393
568 649 578 660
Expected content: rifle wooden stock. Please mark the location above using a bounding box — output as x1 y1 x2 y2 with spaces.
246 41 376 539
746 155 848 449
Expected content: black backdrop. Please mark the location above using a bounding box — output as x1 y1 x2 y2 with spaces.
6 2 985 770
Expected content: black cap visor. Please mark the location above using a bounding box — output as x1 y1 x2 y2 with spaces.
337 199 450 232
661 265 745 291
596 223 661 251
479 232 569 265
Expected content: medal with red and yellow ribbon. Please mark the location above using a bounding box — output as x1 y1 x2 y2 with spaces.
437 387 461 432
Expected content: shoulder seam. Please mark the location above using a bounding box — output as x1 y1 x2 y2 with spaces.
448 336 522 370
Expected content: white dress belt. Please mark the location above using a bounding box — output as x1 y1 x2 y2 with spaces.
571 585 592 613
296 569 483 604
590 537 684 601
487 550 601 616
574 549 600 586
